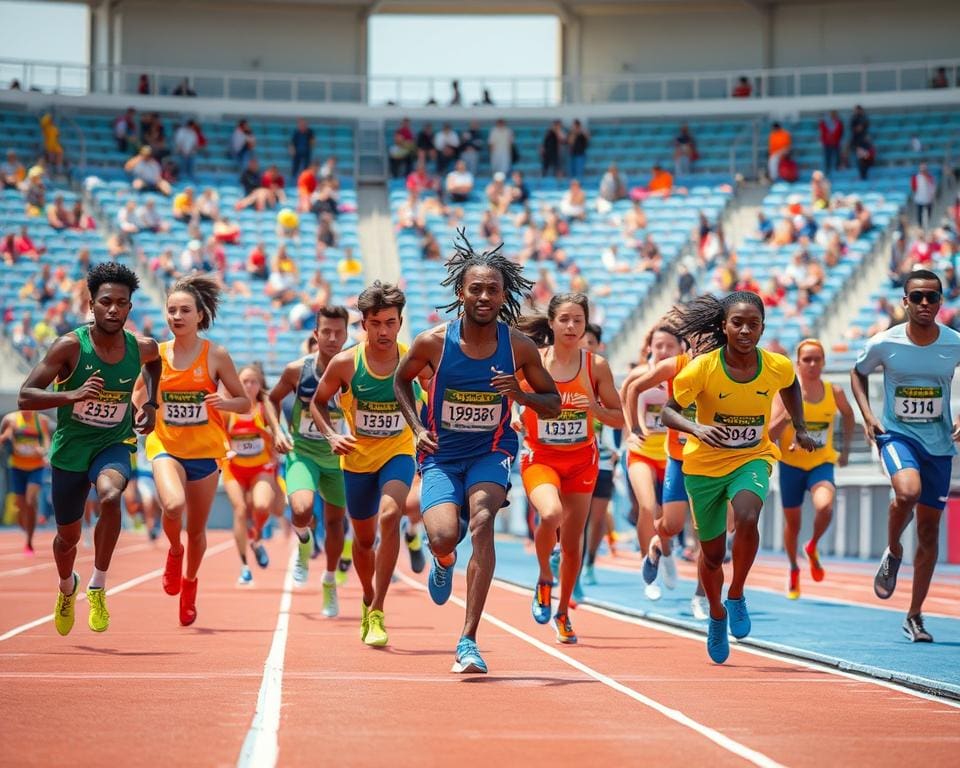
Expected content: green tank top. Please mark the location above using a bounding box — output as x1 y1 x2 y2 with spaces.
49 324 141 472
290 355 342 469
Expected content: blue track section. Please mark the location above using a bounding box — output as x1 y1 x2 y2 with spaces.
468 538 960 699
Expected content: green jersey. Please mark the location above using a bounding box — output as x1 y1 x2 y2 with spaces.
290 354 342 469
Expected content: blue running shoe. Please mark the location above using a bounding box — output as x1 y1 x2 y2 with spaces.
262 517 274 540
452 637 487 674
531 581 552 624
724 596 751 639
707 612 730 664
237 566 253 586
428 554 456 605
549 549 560 586
252 542 269 569
641 554 659 586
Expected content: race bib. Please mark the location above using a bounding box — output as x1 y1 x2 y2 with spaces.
644 403 666 434
713 413 764 449
355 400 404 438
441 389 501 432
677 404 697 445
161 391 208 426
13 440 42 457
805 421 830 450
894 386 943 423
230 436 264 457
538 409 589 446
72 390 129 428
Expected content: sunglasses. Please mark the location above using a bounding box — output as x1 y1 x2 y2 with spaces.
906 290 942 305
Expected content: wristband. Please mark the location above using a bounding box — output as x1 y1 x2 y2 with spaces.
143 401 159 409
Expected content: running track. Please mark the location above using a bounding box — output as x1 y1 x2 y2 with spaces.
1 529 958 767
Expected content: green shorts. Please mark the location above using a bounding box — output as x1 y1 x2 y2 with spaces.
684 459 771 542
285 451 346 508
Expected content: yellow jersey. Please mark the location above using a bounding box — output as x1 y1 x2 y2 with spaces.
779 383 838 470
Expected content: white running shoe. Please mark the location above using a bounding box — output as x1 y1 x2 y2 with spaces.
644 581 662 601
691 594 709 620
661 553 678 590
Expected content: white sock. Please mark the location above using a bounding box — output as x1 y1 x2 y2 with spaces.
88 568 106 590
322 571 336 584
294 525 311 544
59 574 76 595
406 521 421 539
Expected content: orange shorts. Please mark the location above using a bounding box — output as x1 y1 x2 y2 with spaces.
223 461 276 491
627 452 666 483
521 445 599 495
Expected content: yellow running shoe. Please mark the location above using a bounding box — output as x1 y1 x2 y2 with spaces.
322 580 339 618
360 601 370 641
336 538 353 586
54 572 79 636
87 587 110 632
364 609 388 647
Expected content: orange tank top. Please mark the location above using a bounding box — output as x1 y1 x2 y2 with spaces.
146 340 227 460
666 352 698 461
521 350 596 452
226 404 273 468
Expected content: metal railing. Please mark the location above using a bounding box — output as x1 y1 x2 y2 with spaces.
2 57 960 108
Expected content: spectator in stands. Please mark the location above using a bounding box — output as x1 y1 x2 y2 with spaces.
337 247 362 281
767 122 792 180
261 165 286 199
818 110 843 175
316 212 338 256
810 170 831 209
172 78 196 97
235 173 282 212
45 193 71 230
445 159 474 203
213 216 241 245
422 229 441 261
1 149 25 189
397 190 427 233
458 121 484 177
560 179 587 222
778 151 799 183
673 123 697 176
843 198 873 241
289 118 315 179
541 120 565 178
143 113 169 160
174 120 199 181
11 312 37 362
172 186 196 222
289 270 333 330
849 105 869 150
488 119 514 176
297 160 320 212
205 235 227 276
416 123 437 166
732 76 752 98
1 233 17 265
600 244 631 274
568 119 590 180
265 245 300 307
735 268 761 295
389 118 416 178
911 162 936 228
485 172 508 214
197 187 220 220
449 80 462 106
39 114 64 173
931 66 950 89
851 132 875 180
943 263 960 300
760 277 785 308
179 239 208 274
21 166 46 215
755 211 773 242
239 157 262 196
637 234 662 273
647 163 674 195
70 201 95 231
117 199 140 236
125 147 172 195
623 199 647 236
508 170 530 208
480 209 501 245
14 226 45 261
231 119 256 168
434 123 460 175
246 242 269 280
308 180 339 219
597 163 627 213
135 198 168 233
319 156 339 188
406 158 438 198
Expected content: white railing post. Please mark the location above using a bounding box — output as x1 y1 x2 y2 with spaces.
256 75 263 101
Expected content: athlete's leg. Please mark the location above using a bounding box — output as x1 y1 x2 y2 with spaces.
123 481 142 526
50 467 89 587
351 515 377 605
909 504 942 617
461 482 507 641
289 490 315 534
887 469 921 559
809 481 835 548
322 503 345 575
698 532 726 619
249 474 276 541
183 471 220 581
586 495 608 566
655 500 687 556
153 458 188 555
556 492 592 615
782 505 802 570
628 461 659 554
372 480 410 611
529 483 563 584
224 478 250 564
23 481 41 550
91 469 127 574
727 489 764 601
421 502 461 560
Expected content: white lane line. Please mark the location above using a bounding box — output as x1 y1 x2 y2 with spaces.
0 543 155 578
395 572 784 768
0 539 234 642
490 578 960 710
237 543 297 768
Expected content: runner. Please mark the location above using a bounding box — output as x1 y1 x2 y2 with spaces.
620 324 684 599
311 281 419 646
850 269 960 642
268 306 348 617
0 409 52 554
516 294 623 643
141 275 250 626
223 363 285 586
134 435 161 540
17 262 162 635
661 292 815 663
769 339 854 599
394 235 561 673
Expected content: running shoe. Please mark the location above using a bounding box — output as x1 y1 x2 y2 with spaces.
804 540 825 582
237 566 253 586
549 548 560 586
451 637 487 674
262 517 274 540
428 553 456 605
691 594 709 621
707 612 730 664
724 596 751 639
54 572 79 636
572 575 585 605
163 547 183 595
148 524 160 542
874 547 901 599
252 542 269 569
406 530 426 574
360 601 370 641
644 579 662 601
661 553 678 590
554 612 577 644
293 531 312 586
179 577 198 626
902 613 933 643
336 538 352 585
641 553 659 586
322 580 339 618
583 564 597 586
24 543 34 556
364 609 388 647
87 587 110 632
531 581 552 624
787 568 800 600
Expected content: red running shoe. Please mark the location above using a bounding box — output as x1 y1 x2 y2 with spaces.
179 577 198 626
787 567 800 600
163 548 184 595
804 540 825 582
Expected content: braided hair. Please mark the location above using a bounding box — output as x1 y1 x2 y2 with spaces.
671 291 765 355
438 229 533 325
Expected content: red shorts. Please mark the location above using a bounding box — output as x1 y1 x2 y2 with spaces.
627 452 666 484
223 461 275 491
521 445 599 495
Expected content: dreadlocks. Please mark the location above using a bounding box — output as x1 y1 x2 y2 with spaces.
670 291 765 355
438 229 533 325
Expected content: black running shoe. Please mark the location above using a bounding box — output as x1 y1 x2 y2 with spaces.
406 531 426 574
874 547 902 599
902 614 933 643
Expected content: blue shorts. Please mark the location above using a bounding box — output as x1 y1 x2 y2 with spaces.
779 462 835 508
420 452 514 540
343 454 416 521
877 432 953 512
154 453 219 482
9 466 43 495
662 457 688 505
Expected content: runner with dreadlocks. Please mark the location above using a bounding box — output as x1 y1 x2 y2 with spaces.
395 231 561 673
660 291 815 664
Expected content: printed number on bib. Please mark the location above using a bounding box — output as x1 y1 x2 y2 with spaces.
644 404 666 434
714 413 763 449
538 410 589 445
73 391 129 428
441 389 501 432
161 392 208 426
231 437 264 457
895 386 942 423
356 400 404 438
13 441 43 457
805 421 830 450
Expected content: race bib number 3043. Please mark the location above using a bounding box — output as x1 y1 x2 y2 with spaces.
72 390 129 428
161 391 208 427
441 389 501 432
713 413 764 449
894 386 943 423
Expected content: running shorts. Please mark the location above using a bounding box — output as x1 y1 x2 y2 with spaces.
343 454 416 521
223 461 276 492
520 445 599 496
285 451 346 507
662 456 688 505
778 462 835 509
684 459 771 542
51 444 132 526
877 431 953 512
9 466 43 495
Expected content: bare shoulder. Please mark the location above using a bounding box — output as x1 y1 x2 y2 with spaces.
136 335 161 361
508 328 539 360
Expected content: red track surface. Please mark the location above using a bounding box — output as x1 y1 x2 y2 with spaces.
2 529 958 767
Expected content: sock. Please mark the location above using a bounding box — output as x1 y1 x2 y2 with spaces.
88 568 106 591
322 570 336 585
436 552 456 567
294 525 311 544
59 574 76 595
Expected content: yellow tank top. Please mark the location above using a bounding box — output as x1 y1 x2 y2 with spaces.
9 412 45 471
779 382 838 470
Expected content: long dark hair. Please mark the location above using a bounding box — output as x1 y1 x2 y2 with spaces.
516 292 590 348
671 291 765 355
168 274 221 331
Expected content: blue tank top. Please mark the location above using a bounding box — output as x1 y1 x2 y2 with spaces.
427 319 518 461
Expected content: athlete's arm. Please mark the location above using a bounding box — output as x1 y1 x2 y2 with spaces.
779 377 816 451
849 367 883 443
588 355 624 428
38 414 52 453
661 397 727 448
395 328 442 455
834 385 855 466
501 332 561 419
134 337 162 435
268 362 299 452
767 393 790 443
18 334 102 410
310 351 356 455
622 357 677 434
208 345 252 414
0 415 13 444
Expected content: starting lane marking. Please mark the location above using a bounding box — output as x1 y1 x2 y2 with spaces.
0 539 234 642
237 543 297 768
395 572 785 768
